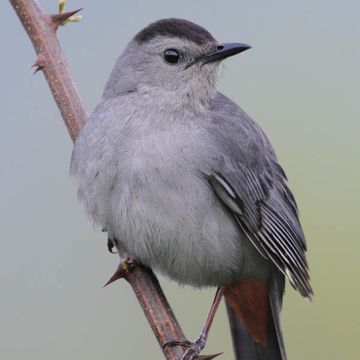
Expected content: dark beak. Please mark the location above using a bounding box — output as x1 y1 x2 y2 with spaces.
201 42 251 65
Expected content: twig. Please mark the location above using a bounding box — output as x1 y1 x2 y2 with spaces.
9 1 188 358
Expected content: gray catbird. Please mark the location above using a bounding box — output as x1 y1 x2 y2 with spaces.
71 18 312 360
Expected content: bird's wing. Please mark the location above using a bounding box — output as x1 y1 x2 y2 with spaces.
206 93 312 299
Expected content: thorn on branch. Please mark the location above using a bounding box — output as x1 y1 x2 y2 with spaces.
103 258 135 287
31 54 46 74
51 8 82 30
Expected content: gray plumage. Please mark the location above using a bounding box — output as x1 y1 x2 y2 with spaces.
71 18 312 360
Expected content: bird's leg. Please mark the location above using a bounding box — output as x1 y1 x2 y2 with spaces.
163 287 225 360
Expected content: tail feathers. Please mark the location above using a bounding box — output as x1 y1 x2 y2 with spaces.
268 273 286 360
225 274 286 360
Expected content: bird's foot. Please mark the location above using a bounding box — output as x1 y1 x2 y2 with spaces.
178 335 206 360
107 236 117 253
163 335 222 360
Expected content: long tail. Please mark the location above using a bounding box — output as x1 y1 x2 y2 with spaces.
224 273 286 360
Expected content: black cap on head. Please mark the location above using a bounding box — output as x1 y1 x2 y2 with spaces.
134 18 216 46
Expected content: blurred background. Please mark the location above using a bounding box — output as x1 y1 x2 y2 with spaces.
1 1 359 359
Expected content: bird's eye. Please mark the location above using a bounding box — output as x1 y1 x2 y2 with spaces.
164 49 180 64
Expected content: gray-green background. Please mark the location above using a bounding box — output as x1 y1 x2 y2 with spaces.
1 1 359 359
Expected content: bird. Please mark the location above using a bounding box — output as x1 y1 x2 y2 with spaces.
70 18 312 360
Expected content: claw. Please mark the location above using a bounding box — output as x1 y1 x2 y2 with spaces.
163 335 220 360
107 237 117 254
196 353 223 360
162 339 192 350
179 335 206 360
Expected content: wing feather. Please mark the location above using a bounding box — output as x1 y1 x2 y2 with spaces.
210 170 313 299
206 92 312 298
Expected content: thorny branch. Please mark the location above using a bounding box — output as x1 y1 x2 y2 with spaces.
7 1 220 359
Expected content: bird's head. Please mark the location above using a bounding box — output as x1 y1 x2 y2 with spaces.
104 18 250 108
